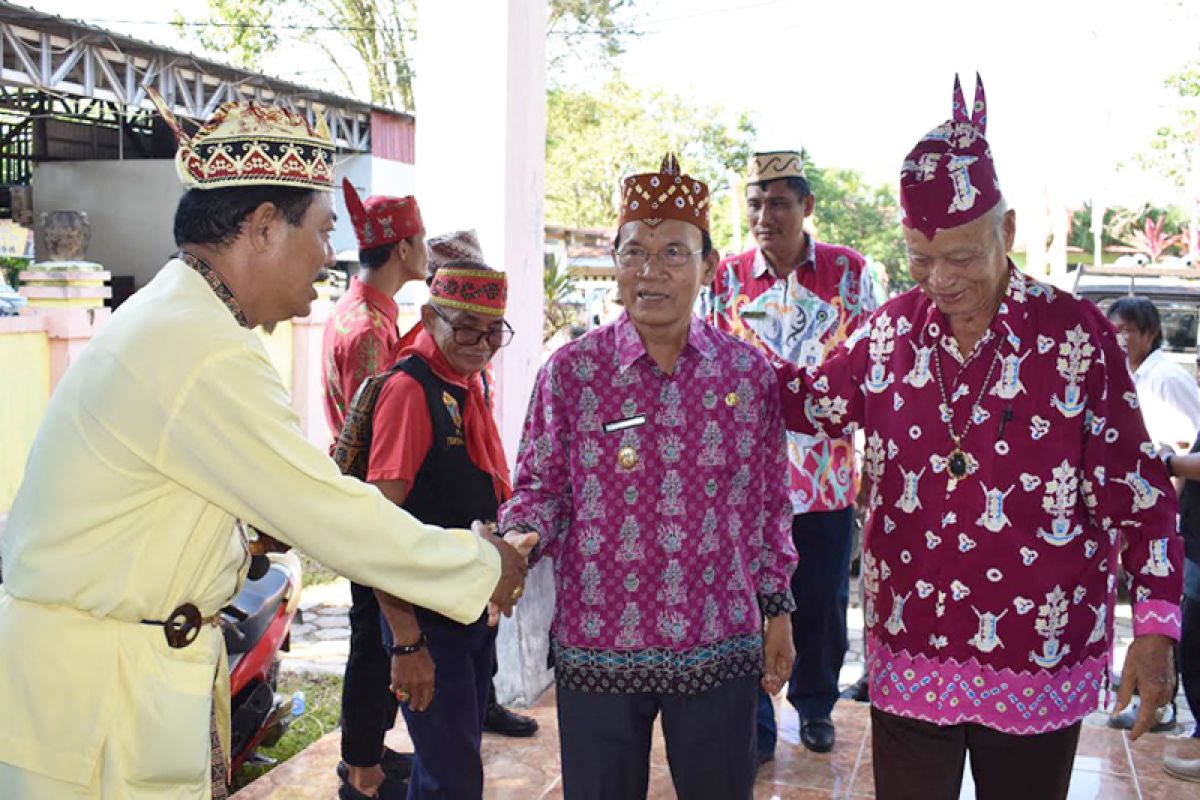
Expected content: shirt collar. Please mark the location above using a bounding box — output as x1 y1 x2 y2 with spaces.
1136 347 1168 377
752 233 815 280
917 260 1029 360
348 277 400 328
614 311 717 374
178 251 249 328
401 327 472 389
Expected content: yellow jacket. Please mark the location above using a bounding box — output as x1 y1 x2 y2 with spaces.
0 259 500 797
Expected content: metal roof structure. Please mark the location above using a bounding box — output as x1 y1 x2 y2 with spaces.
0 2 405 153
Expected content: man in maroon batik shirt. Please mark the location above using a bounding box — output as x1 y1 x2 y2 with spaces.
775 75 1182 800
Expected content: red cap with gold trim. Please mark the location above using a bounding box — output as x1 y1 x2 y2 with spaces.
341 179 422 248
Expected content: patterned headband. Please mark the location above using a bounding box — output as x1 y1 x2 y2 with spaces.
429 264 507 316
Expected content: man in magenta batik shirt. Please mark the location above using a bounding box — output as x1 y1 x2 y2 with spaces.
709 150 878 757
500 154 798 800
775 75 1183 800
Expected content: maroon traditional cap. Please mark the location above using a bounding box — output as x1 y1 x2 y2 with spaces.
900 73 1002 241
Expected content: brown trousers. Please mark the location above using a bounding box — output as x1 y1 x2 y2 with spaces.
870 706 1080 800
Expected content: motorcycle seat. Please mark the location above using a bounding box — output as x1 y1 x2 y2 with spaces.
223 565 290 656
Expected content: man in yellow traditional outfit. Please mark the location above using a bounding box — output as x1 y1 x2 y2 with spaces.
0 93 527 799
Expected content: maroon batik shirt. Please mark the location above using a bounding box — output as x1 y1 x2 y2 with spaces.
776 264 1182 734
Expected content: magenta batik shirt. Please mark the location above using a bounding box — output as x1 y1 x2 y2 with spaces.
499 312 797 694
777 265 1182 734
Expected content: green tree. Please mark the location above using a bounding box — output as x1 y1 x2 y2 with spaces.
547 0 638 74
307 0 417 111
172 0 280 71
805 161 909 290
1138 58 1199 189
544 76 755 252
543 254 578 342
178 0 637 111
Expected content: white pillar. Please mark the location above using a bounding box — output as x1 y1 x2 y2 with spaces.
415 0 551 707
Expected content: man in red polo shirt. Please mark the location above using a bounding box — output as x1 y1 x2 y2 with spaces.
367 259 522 797
323 179 425 800
708 151 877 760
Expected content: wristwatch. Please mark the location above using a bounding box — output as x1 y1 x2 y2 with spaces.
1164 454 1176 477
389 632 427 656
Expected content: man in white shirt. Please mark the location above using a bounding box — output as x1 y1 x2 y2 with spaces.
1110 296 1200 452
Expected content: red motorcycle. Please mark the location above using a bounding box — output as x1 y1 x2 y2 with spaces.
222 550 305 773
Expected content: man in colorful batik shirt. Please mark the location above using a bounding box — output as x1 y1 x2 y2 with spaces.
709 150 877 757
774 75 1182 799
0 91 526 799
323 179 426 448
500 154 798 800
324 179 425 800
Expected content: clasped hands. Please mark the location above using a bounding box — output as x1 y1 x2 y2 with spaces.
475 521 539 627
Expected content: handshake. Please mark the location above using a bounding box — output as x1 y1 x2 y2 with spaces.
473 521 539 626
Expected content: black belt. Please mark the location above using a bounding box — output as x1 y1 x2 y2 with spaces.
141 603 218 648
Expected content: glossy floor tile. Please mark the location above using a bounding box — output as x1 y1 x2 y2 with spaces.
233 689 1200 799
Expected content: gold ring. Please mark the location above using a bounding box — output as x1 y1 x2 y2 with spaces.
511 585 524 601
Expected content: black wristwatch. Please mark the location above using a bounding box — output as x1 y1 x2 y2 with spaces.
389 632 427 656
1164 454 1176 477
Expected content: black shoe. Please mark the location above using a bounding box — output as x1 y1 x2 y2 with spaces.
483 701 539 737
841 675 870 703
338 776 409 800
800 718 836 753
337 748 414 783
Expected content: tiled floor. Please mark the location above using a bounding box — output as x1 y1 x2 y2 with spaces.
232 688 1200 799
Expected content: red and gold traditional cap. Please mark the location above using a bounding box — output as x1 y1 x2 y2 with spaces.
429 264 507 317
341 179 422 249
900 73 1002 241
618 153 710 232
148 88 335 192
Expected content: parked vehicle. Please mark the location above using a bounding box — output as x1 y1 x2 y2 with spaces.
224 549 305 773
1073 272 1200 377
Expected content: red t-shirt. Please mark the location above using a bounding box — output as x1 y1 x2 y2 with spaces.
367 344 470 485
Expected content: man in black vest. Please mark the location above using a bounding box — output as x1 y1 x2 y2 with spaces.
361 258 528 798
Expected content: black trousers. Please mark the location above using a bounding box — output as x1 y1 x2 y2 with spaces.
758 507 854 753
557 675 758 800
340 581 399 766
1182 595 1200 732
870 707 1080 800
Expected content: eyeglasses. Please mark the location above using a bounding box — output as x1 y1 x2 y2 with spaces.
431 305 515 348
614 244 702 271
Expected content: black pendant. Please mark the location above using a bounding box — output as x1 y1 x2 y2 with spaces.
948 450 968 479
